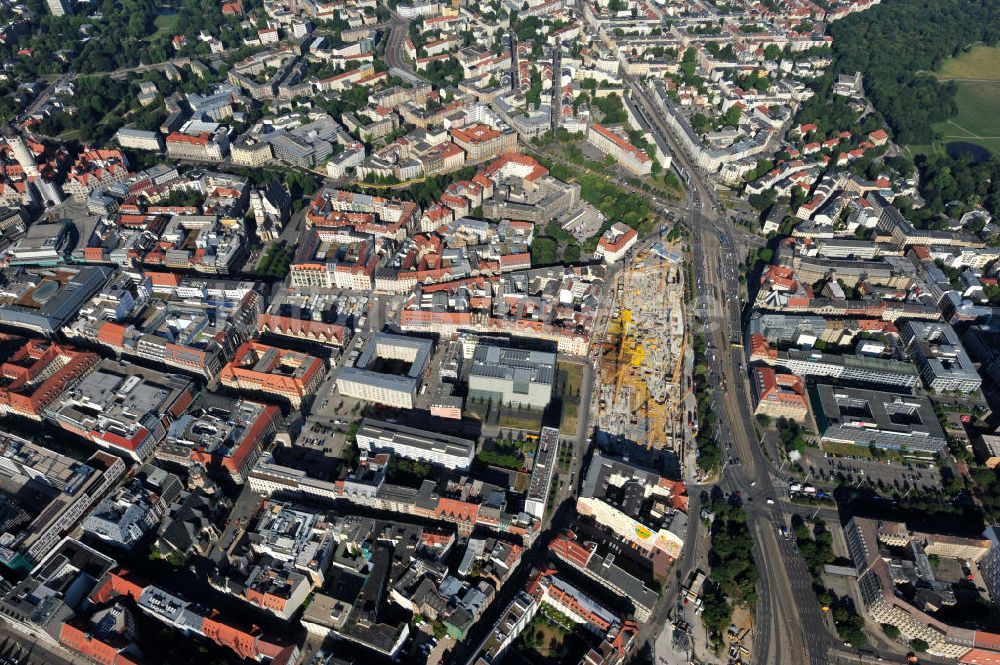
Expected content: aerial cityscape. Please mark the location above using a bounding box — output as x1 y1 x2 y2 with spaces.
0 0 999 663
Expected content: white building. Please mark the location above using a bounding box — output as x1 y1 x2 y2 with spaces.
356 419 474 470
523 427 559 519
593 222 638 264
116 128 164 152
586 124 652 175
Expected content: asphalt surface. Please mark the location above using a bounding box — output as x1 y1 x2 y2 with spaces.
624 71 944 665
625 75 835 665
381 3 424 81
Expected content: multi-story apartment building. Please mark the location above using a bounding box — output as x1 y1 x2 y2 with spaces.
90 571 299 664
530 573 619 633
980 527 1000 607
846 517 999 659
450 124 517 162
524 426 559 519
0 339 100 419
586 124 652 175
62 149 130 199
548 532 657 623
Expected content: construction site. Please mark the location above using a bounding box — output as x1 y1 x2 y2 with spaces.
596 243 689 451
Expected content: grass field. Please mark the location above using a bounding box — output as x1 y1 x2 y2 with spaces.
934 45 1000 81
909 45 1000 158
929 81 1000 155
556 360 584 436
498 409 543 431
150 13 179 40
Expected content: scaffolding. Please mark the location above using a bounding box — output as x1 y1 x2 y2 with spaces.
597 243 687 450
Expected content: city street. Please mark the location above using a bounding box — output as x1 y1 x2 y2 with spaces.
626 73 838 665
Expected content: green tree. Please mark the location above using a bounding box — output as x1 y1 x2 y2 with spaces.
881 624 901 639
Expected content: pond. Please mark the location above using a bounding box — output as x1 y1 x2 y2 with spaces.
945 141 993 163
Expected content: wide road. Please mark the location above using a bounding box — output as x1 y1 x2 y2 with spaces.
380 2 425 81
625 75 838 665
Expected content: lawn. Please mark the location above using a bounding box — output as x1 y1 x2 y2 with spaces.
929 81 1000 155
915 44 1000 158
150 12 180 40
254 243 294 278
820 440 910 462
934 45 1000 81
556 360 584 436
498 408 544 432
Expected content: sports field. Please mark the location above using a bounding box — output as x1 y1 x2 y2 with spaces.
921 45 1000 157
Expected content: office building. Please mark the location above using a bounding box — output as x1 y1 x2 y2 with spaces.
750 366 809 422
750 336 921 389
594 223 638 264
356 419 475 470
812 385 947 453
0 433 126 568
43 360 195 461
220 341 325 408
467 344 555 410
336 333 432 409
165 130 229 161
470 591 538 664
164 393 278 484
450 124 517 162
8 221 71 265
116 128 164 152
901 321 982 394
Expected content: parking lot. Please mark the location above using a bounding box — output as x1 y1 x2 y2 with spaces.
798 448 943 493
